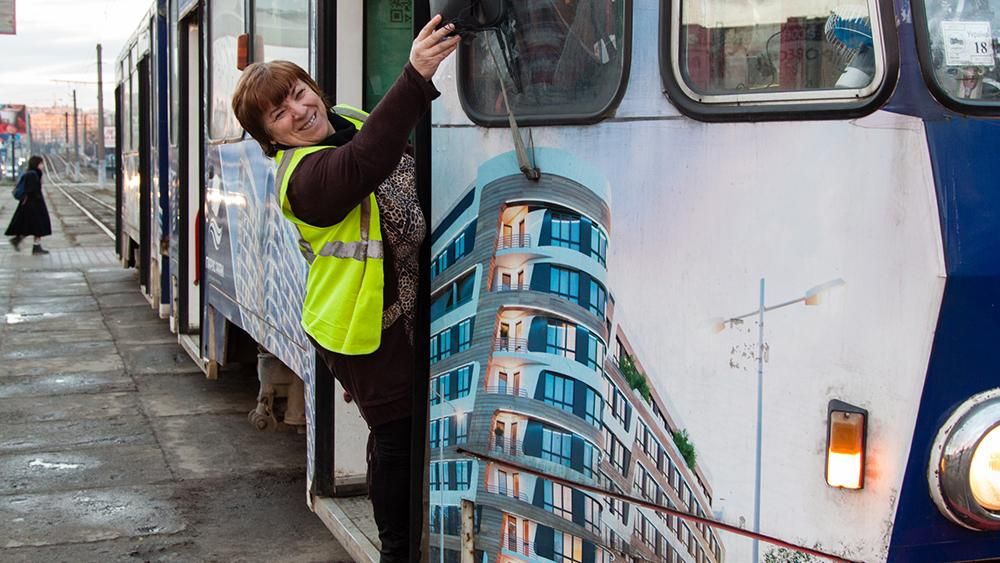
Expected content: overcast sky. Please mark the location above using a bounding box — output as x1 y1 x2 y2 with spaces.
0 0 151 110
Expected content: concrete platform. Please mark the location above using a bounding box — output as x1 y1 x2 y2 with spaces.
0 184 353 562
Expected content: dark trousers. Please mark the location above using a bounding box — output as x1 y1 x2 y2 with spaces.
370 416 412 563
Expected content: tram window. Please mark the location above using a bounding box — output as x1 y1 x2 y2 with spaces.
917 0 1000 108
458 0 630 125
130 67 140 150
121 61 131 151
170 0 180 146
665 0 887 109
209 0 246 140
254 0 309 69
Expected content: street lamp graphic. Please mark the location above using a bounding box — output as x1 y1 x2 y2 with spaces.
711 277 845 563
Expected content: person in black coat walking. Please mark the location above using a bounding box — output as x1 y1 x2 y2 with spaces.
6 155 52 255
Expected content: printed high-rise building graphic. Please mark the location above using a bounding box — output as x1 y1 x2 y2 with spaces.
430 150 724 563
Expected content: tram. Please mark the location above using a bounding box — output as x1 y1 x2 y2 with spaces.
114 1 426 558
428 0 1000 562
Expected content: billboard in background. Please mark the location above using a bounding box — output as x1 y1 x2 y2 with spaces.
0 1 14 35
0 104 26 138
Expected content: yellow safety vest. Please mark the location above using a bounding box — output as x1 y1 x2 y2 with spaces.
274 105 384 355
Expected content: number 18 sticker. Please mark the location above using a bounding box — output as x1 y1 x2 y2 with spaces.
941 21 995 67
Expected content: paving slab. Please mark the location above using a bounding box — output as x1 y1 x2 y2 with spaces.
1 311 107 332
0 485 186 549
10 280 91 298
89 280 144 296
107 319 177 344
0 415 154 454
0 328 113 348
117 342 201 375
1 339 118 361
0 350 124 378
0 392 141 424
168 471 350 562
0 372 135 399
85 269 139 284
134 373 257 418
102 305 163 324
152 413 306 480
0 444 173 495
10 295 100 315
95 290 152 309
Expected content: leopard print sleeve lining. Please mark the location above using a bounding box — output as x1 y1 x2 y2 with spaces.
374 154 424 343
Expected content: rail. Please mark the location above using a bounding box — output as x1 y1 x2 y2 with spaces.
483 481 531 503
484 385 528 398
499 533 536 558
492 283 529 292
493 337 529 353
488 435 523 457
497 234 532 250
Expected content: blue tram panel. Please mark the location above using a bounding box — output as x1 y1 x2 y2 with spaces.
428 0 1000 562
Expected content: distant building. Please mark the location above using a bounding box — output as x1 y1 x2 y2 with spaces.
429 152 725 563
27 106 111 156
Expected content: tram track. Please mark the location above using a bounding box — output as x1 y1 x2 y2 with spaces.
45 153 116 241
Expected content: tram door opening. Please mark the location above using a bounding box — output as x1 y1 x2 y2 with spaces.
137 55 153 296
178 19 202 335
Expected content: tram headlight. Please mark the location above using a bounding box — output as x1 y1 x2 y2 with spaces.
929 388 1000 531
969 425 1000 511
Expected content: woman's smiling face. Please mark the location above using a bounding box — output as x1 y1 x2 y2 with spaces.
265 80 334 148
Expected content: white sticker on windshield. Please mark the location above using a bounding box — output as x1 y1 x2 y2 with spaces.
941 20 995 67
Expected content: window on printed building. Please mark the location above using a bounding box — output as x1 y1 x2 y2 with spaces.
456 415 468 444
591 228 608 266
542 427 573 466
430 462 440 490
917 0 1000 109
550 266 581 301
546 320 577 359
583 495 602 533
669 0 886 104
543 480 574 520
440 330 452 360
458 319 473 352
551 213 582 250
554 531 586 563
589 280 607 318
456 461 472 489
431 271 475 321
586 333 605 372
457 365 472 396
454 232 466 259
458 0 629 124
584 388 602 427
542 372 576 413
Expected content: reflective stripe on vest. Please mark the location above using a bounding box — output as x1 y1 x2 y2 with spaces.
274 105 385 355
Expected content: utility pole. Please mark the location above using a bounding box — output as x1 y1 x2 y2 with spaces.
96 43 106 187
64 112 69 156
82 114 88 159
72 89 80 181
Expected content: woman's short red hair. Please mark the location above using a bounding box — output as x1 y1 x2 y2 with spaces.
231 60 331 157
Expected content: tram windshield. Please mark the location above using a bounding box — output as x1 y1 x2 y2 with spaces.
677 0 879 97
459 0 628 123
920 0 1000 104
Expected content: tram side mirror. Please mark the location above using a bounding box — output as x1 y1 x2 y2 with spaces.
431 0 506 36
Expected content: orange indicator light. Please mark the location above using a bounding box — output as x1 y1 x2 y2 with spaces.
826 400 867 490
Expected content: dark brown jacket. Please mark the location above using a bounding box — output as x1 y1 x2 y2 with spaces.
286 63 438 428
